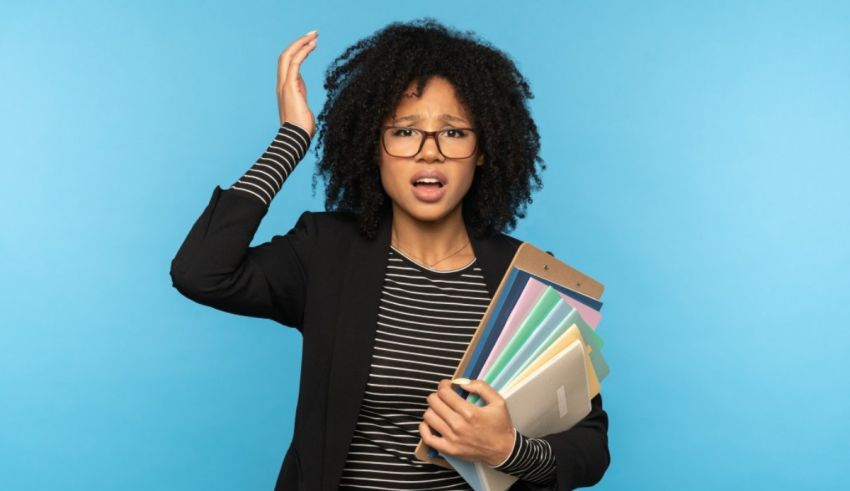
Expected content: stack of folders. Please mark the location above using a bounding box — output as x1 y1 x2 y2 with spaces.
414 242 610 491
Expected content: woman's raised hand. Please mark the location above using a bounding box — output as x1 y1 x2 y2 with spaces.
277 31 318 136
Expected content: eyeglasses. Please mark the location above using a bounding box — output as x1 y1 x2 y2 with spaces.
381 125 479 159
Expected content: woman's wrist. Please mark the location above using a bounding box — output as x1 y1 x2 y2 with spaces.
282 120 311 139
487 427 519 467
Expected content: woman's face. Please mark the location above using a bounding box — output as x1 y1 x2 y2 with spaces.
379 76 484 225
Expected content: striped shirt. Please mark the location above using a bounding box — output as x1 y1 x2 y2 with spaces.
227 123 557 488
338 247 556 489
340 246 485 489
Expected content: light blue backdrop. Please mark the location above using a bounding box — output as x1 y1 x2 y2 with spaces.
2 1 848 490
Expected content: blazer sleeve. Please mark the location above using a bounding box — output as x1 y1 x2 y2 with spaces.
169 185 315 330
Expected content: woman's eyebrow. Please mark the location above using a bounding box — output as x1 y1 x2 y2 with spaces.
393 113 468 124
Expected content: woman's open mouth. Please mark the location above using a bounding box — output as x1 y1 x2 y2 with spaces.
411 177 446 202
411 171 446 203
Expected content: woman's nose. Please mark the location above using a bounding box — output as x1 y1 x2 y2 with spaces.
418 134 444 161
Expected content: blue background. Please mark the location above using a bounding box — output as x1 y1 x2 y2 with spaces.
2 1 848 489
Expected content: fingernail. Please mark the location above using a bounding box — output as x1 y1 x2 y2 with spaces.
306 30 317 36
451 378 471 385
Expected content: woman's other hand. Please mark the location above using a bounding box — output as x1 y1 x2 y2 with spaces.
419 378 515 466
277 30 318 135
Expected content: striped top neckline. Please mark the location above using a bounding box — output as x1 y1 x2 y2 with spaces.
389 244 477 274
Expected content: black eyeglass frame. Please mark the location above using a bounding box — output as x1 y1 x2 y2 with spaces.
380 125 480 159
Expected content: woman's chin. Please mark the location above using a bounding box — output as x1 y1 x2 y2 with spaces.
393 201 460 224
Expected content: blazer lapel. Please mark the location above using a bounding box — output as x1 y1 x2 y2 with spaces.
322 206 522 489
322 206 393 490
468 227 522 298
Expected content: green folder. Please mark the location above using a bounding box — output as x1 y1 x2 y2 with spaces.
502 309 586 389
467 286 561 405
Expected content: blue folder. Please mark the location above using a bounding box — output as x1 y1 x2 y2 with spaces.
462 267 602 391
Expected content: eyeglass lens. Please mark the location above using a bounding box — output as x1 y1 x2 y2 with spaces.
383 127 477 158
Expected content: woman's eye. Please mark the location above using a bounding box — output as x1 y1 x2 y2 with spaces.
392 128 417 137
443 129 467 138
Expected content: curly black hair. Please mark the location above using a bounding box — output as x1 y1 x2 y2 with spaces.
309 17 545 240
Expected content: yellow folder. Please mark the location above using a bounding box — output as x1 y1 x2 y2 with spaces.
502 323 600 398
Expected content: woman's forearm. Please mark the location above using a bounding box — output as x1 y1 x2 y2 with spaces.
228 121 311 205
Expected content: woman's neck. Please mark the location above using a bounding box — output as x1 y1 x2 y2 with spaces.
390 203 475 270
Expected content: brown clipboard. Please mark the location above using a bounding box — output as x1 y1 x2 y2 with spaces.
413 241 604 468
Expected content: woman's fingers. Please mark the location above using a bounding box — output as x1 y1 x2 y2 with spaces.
277 31 316 95
437 379 475 420
426 391 465 433
286 36 317 91
419 420 451 455
458 379 504 406
277 30 318 132
422 407 453 440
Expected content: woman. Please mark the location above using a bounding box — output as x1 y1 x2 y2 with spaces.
170 18 609 490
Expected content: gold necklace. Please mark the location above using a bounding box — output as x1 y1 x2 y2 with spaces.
391 229 471 269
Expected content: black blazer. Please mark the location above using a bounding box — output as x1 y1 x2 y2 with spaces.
170 185 610 490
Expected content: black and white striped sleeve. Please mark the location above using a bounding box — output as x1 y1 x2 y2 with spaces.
227 121 312 206
489 427 557 485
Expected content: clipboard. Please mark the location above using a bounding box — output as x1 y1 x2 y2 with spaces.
413 241 604 468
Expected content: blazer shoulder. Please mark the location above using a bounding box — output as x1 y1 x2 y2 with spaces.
501 232 524 248
496 231 556 257
303 210 360 237
491 230 524 252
